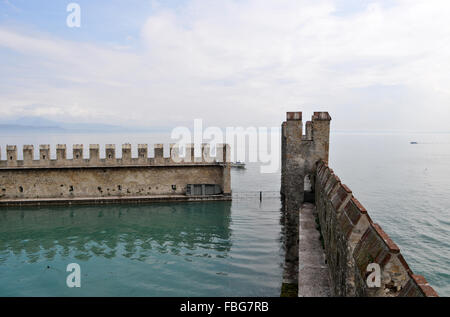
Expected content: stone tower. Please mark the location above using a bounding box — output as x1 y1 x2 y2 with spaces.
281 111 332 212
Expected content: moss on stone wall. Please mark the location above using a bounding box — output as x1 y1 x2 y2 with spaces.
280 283 298 297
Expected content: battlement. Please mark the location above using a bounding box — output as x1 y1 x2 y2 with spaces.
314 160 438 297
0 143 230 169
312 112 332 121
283 111 331 141
280 110 437 297
0 142 231 205
281 111 331 211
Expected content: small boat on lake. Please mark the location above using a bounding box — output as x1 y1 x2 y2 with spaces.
410 141 418 144
231 161 246 168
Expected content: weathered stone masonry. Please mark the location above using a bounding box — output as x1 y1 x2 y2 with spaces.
315 161 437 297
0 143 231 206
280 112 331 288
281 111 331 212
281 111 438 297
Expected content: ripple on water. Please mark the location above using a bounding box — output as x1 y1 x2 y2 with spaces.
0 198 284 296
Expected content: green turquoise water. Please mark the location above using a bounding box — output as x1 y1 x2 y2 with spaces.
0 198 283 296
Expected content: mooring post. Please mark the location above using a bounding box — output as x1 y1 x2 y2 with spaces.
260 191 262 202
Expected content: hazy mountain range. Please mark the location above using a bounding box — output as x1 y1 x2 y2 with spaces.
0 116 169 134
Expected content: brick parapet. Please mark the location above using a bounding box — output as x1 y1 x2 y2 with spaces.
314 159 438 297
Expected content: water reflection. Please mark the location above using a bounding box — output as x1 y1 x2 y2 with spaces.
0 202 232 264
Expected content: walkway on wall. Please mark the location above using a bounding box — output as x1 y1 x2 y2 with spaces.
298 203 331 297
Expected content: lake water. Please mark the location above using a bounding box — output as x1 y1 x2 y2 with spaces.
0 131 449 296
330 132 450 297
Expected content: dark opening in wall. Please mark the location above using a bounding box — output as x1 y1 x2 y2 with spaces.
43 155 46 160
172 185 176 190
304 174 315 203
304 174 312 191
9 156 12 160
118 185 122 191
19 186 23 193
69 186 74 192
186 184 222 196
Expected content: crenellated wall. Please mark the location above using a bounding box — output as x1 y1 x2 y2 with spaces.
281 111 438 297
0 143 229 167
280 111 332 291
314 160 438 297
0 143 231 205
281 112 331 212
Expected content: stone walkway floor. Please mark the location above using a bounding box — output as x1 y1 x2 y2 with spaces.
298 202 331 297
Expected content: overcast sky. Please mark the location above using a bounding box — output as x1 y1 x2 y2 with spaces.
0 0 449 131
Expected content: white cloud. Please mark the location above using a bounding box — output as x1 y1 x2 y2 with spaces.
0 0 450 130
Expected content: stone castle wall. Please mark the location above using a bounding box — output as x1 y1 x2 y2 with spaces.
315 160 437 297
0 143 231 205
281 112 331 212
281 111 438 297
280 111 332 291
